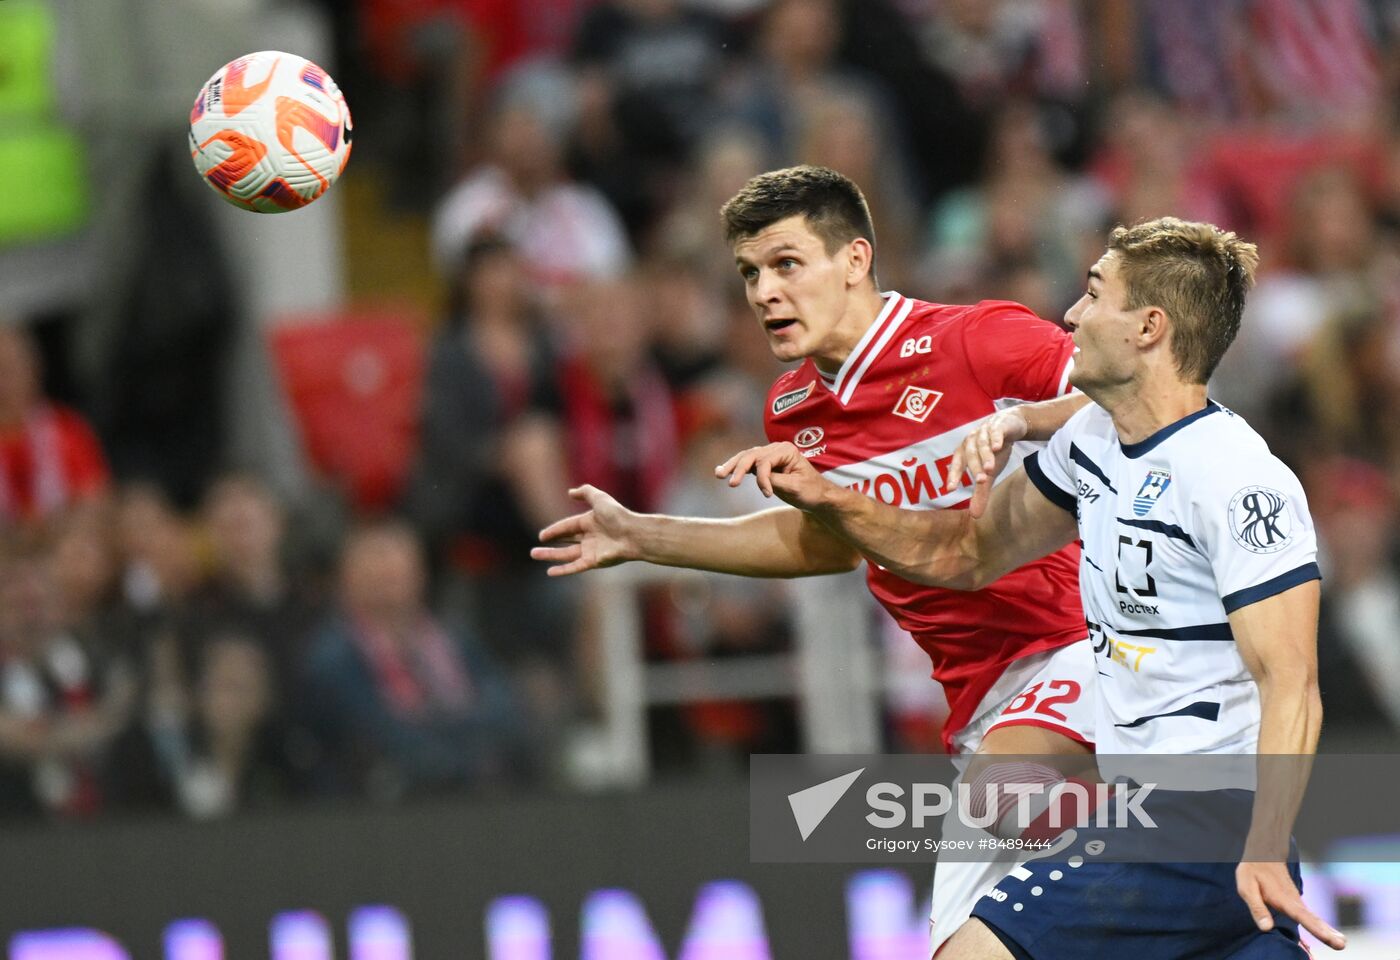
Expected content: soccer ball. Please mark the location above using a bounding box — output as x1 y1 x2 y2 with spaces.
188 51 352 213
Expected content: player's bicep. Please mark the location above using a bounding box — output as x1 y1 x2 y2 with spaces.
972 466 1079 587
1228 580 1321 687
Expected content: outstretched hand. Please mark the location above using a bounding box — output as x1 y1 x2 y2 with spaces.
947 408 1029 519
531 485 635 576
1236 861 1345 951
714 442 832 511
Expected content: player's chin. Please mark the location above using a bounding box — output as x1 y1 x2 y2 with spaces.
765 337 805 361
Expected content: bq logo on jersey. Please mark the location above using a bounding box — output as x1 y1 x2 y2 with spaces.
1133 470 1172 516
1228 486 1292 553
892 386 943 424
772 380 816 416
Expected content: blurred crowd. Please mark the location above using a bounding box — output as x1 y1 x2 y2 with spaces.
2 0 1400 823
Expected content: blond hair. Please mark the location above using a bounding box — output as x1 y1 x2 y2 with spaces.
1108 217 1260 384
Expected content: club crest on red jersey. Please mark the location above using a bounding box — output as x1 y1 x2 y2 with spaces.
892 386 943 423
772 380 816 416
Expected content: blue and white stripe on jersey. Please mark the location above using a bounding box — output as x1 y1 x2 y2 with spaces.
1024 400 1319 758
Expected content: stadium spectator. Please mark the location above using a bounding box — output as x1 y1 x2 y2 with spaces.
47 506 122 637
170 473 325 786
1310 457 1400 745
0 553 137 819
301 521 525 799
654 124 768 293
0 324 110 535
907 0 1087 106
1215 166 1387 433
567 0 735 237
795 87 919 292
403 235 577 751
347 0 589 204
150 631 298 819
1086 91 1230 233
925 99 1108 315
722 0 894 168
556 276 679 514
112 483 206 784
431 91 632 295
113 483 203 625
641 255 729 395
656 375 798 765
184 473 321 692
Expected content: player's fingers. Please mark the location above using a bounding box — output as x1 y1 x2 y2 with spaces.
987 422 1005 457
1263 883 1345 950
714 452 744 478
1237 877 1273 932
731 452 761 487
544 556 594 577
1289 903 1346 950
755 457 774 498
538 514 587 542
530 544 582 564
727 451 752 485
968 476 992 520
720 447 766 481
948 440 970 488
568 485 598 501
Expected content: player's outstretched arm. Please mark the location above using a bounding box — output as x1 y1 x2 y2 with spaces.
1230 580 1345 951
948 393 1092 519
531 484 862 578
716 443 1077 589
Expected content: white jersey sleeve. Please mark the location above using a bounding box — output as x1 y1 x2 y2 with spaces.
1022 402 1097 515
1191 449 1320 613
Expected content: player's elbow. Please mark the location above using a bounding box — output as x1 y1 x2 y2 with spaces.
886 553 985 590
932 530 998 590
1256 661 1324 731
802 548 863 577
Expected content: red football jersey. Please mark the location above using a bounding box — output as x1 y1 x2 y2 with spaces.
763 293 1085 747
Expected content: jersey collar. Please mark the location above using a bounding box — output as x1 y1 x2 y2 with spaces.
1120 400 1221 459
817 291 912 405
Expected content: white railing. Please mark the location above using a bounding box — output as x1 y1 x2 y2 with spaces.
580 565 883 787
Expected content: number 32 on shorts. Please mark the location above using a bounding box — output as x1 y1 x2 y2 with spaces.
1001 680 1082 721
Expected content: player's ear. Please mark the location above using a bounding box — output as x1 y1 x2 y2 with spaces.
845 237 873 287
1139 306 1169 348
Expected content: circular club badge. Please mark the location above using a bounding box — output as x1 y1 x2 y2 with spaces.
1227 486 1293 554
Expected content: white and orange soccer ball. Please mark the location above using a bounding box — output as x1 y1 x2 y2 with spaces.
188 50 352 213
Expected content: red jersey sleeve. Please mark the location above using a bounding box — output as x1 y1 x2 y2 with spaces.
959 300 1075 403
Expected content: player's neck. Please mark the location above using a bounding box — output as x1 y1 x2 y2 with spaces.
811 286 888 376
1106 379 1209 446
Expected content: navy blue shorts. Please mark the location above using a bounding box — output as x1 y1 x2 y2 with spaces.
970 790 1308 960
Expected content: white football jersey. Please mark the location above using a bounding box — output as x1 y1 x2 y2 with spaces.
1026 401 1320 757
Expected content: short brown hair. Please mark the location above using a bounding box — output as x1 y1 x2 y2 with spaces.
720 165 877 275
1107 217 1260 384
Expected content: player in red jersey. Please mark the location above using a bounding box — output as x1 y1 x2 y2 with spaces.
533 165 1092 955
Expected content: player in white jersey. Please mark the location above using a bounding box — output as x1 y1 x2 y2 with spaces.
1029 399 1319 758
720 217 1347 957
